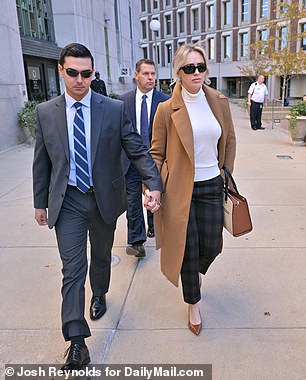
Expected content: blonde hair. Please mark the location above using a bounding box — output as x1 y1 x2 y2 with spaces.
173 43 209 84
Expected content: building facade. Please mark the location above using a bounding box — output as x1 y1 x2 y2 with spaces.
139 0 306 98
1 0 141 152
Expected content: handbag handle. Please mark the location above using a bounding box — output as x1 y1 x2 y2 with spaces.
223 167 239 201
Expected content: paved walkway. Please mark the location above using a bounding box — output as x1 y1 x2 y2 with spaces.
0 104 306 379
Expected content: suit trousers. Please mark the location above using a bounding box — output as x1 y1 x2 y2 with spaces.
55 186 116 341
181 175 224 304
250 100 263 129
125 164 153 245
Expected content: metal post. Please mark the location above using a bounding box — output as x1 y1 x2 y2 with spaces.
154 33 160 91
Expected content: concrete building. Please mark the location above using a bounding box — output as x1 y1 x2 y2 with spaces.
139 0 306 98
1 0 141 152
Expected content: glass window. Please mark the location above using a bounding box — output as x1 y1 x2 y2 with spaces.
208 4 215 28
241 0 248 22
224 1 231 25
165 0 171 6
141 0 146 12
259 0 268 18
178 11 185 33
301 23 306 50
141 20 147 39
166 44 172 64
240 32 249 56
259 29 268 55
223 35 231 58
208 38 215 60
192 8 199 32
153 0 159 10
280 26 287 50
165 14 172 35
142 47 148 59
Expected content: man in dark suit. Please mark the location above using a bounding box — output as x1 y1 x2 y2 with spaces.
33 43 162 370
120 59 169 258
90 71 107 96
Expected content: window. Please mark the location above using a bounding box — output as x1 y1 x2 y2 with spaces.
142 47 148 59
240 32 249 57
178 11 185 34
165 0 171 6
279 26 287 50
153 43 160 64
207 4 215 28
153 0 159 10
166 44 172 64
301 23 306 50
141 20 147 39
223 34 231 58
192 8 200 32
241 0 248 22
258 29 268 55
259 0 268 18
224 1 231 25
165 14 172 35
208 38 215 60
140 0 146 12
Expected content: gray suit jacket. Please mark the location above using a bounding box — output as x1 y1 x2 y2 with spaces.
33 91 162 228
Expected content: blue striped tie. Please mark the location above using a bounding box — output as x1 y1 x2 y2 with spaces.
140 94 150 149
73 102 90 193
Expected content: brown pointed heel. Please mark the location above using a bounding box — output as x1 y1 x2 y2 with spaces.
188 304 202 336
188 320 202 336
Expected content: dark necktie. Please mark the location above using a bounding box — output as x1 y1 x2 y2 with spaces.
140 94 150 149
73 102 90 193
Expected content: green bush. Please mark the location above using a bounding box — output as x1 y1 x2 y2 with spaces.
289 100 306 129
17 100 39 138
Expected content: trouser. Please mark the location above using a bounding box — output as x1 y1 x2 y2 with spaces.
55 186 116 341
125 164 153 245
250 100 263 129
181 175 224 304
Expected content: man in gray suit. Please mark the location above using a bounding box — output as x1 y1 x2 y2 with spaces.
33 43 162 370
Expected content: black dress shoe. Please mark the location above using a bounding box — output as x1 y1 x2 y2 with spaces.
61 343 90 371
257 127 265 130
90 295 106 320
147 227 155 238
126 244 146 257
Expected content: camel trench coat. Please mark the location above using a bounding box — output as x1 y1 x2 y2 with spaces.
150 82 236 287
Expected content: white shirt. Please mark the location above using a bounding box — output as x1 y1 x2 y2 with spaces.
182 87 221 182
248 82 268 103
65 89 93 186
135 88 154 134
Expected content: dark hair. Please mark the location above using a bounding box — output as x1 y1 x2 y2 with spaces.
135 58 156 72
59 43 94 68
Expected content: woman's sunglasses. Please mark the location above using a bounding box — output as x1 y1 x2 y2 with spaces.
64 68 93 78
180 63 207 74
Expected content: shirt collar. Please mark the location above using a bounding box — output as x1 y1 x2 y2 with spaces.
65 89 92 109
136 88 154 102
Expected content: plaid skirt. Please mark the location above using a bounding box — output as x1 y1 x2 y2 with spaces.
181 174 224 304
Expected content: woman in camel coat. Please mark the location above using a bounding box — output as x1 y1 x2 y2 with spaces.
150 43 236 335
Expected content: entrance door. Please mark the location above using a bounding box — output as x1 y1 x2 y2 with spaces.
45 64 59 99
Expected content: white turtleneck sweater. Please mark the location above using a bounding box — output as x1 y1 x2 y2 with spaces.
182 86 222 182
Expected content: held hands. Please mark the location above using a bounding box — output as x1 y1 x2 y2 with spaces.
144 189 161 213
35 209 48 226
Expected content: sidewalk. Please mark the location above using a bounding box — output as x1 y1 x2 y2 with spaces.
1 104 306 379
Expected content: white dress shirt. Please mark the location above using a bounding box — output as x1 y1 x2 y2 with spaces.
65 89 93 186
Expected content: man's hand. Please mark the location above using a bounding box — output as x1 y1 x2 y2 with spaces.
144 189 161 213
35 209 48 226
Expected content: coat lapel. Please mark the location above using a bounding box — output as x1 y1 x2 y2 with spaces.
171 83 194 165
54 94 69 161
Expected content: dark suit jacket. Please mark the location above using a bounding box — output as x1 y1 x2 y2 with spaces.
120 88 170 174
33 91 162 228
90 79 107 96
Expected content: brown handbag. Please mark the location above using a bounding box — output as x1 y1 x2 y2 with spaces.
223 168 253 237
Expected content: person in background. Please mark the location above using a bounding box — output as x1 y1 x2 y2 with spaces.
90 71 107 96
120 59 169 258
33 43 162 370
150 43 236 336
247 75 268 130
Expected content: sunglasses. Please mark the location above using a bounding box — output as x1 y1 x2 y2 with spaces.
180 63 207 74
64 68 93 78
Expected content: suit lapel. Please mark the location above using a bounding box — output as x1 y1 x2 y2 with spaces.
90 92 105 167
54 94 69 161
